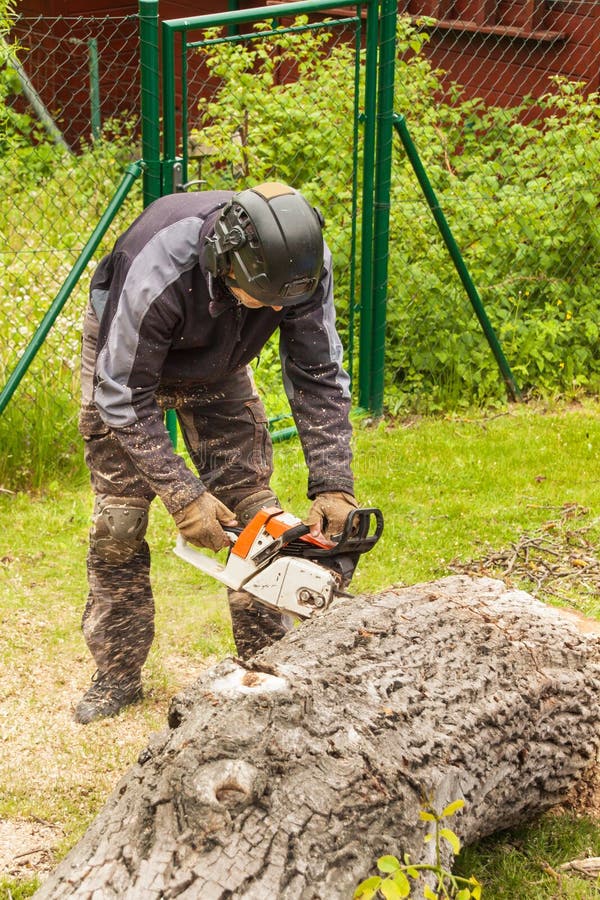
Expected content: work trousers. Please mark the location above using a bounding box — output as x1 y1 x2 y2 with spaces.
79 305 289 676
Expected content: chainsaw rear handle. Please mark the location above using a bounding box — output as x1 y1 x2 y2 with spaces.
281 507 383 557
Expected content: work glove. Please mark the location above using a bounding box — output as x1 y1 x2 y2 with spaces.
305 491 359 540
174 492 237 552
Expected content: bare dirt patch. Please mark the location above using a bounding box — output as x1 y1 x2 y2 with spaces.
0 818 63 878
0 647 210 887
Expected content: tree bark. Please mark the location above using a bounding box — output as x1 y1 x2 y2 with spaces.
36 576 600 899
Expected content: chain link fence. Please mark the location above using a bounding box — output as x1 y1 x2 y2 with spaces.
0 14 142 488
387 2 600 412
1 4 598 489
167 11 366 424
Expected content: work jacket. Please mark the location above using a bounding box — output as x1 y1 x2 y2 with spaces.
88 191 353 514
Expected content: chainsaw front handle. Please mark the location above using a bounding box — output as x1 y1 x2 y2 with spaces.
303 507 383 558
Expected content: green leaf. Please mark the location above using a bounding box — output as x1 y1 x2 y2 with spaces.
469 876 482 899
392 870 412 896
378 855 400 874
354 876 381 899
380 876 407 900
441 799 465 818
456 890 471 900
423 832 435 843
439 828 461 854
419 810 436 822
423 886 439 900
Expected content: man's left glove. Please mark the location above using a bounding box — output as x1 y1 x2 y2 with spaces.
305 491 359 540
174 492 237 552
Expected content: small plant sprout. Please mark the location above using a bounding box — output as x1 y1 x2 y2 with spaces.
354 798 482 899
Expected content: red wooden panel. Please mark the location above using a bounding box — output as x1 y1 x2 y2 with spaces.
496 1 543 30
18 1 136 12
17 1 228 12
408 0 447 16
427 34 597 100
551 8 598 47
11 0 599 145
452 0 496 25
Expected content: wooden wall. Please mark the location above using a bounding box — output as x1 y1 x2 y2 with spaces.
11 1 600 151
12 2 233 148
402 0 600 106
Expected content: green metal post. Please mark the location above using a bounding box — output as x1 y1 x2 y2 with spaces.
154 11 180 445
161 17 182 197
227 0 240 36
159 10 180 445
139 0 161 205
2 36 71 152
181 33 189 185
358 0 379 410
347 15 364 393
370 0 397 416
164 0 360 30
162 25 175 163
393 114 522 401
0 162 144 416
271 426 298 444
88 37 101 141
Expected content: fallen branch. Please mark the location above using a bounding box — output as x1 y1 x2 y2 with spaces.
450 504 600 606
559 855 600 880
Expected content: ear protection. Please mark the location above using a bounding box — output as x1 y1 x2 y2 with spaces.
203 220 247 277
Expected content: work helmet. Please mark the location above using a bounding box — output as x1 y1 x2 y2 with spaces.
203 182 324 307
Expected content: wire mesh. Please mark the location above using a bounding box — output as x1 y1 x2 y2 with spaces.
0 15 143 488
1 3 599 490
386 3 600 412
171 14 365 421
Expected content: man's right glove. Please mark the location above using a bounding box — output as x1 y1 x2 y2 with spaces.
173 492 237 552
305 491 359 540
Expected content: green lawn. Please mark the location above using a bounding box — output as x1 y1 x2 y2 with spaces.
1 399 599 897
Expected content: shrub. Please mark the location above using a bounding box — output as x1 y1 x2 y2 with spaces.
192 18 600 411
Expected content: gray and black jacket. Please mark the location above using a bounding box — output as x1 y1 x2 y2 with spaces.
87 191 353 514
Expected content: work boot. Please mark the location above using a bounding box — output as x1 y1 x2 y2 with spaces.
73 670 143 724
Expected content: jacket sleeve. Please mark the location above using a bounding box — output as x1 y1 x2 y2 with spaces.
278 247 354 498
92 246 205 515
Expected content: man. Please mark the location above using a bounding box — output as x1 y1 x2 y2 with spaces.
75 181 357 724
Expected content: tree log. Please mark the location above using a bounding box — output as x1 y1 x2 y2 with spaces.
36 576 600 899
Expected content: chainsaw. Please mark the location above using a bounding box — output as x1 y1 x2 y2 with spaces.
174 505 383 619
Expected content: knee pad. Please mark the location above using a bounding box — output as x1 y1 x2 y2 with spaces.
90 496 150 565
234 489 280 526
